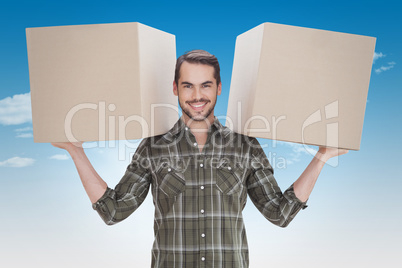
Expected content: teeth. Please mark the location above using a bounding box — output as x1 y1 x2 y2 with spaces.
191 103 206 108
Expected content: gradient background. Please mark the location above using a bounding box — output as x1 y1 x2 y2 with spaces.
0 0 401 267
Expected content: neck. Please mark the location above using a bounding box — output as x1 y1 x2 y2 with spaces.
182 114 215 132
182 115 215 152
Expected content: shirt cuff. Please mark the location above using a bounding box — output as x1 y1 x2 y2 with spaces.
92 187 113 210
286 184 308 210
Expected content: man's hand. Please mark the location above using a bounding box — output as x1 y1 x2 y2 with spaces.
315 146 349 163
51 142 83 152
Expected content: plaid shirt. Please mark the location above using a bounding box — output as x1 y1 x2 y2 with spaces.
93 117 307 267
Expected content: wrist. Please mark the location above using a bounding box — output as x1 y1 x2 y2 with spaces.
68 144 84 156
315 150 330 163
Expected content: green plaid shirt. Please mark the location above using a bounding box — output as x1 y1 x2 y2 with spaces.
93 117 307 267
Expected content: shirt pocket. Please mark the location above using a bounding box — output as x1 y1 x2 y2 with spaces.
156 164 186 198
216 160 244 195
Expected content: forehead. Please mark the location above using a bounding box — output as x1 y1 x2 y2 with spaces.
179 62 216 84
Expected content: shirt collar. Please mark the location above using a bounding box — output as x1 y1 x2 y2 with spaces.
163 116 231 142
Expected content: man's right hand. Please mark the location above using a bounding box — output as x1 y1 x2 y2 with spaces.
51 142 83 152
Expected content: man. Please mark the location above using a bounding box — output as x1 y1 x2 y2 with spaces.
53 50 347 267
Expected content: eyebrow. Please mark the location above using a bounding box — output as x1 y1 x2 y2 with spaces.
180 81 214 85
181 81 193 86
202 81 214 85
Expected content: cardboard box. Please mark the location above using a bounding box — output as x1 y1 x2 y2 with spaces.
26 22 178 143
226 22 376 150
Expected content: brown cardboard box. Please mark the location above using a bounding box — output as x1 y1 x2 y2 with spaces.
26 22 178 143
226 22 376 150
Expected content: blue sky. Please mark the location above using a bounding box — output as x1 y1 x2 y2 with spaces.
0 0 401 267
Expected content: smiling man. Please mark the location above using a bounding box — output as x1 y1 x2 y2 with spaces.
174 60 221 123
172 53 222 152
53 50 347 268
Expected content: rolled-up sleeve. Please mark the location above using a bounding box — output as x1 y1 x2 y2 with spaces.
247 140 307 228
92 139 151 225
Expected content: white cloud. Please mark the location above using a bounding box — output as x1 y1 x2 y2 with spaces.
49 154 69 160
372 51 396 74
16 133 33 138
0 157 35 167
375 62 396 74
14 126 33 138
373 52 385 64
15 127 33 132
276 141 316 165
0 93 32 125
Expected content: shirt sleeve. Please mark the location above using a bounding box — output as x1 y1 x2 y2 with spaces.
92 138 152 225
246 138 307 228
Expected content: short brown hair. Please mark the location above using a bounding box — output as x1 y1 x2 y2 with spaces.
174 50 221 85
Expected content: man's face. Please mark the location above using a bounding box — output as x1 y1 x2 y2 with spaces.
173 62 222 123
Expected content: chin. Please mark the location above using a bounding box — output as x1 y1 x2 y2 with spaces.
190 116 209 122
184 110 212 122
180 102 215 123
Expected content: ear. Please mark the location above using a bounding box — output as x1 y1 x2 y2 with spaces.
217 82 222 96
173 81 178 96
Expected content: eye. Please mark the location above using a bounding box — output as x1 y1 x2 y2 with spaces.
184 84 192 89
202 84 211 88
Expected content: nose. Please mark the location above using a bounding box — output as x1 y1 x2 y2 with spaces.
192 86 202 101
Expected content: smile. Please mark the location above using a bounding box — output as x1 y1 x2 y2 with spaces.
188 101 208 110
190 103 206 108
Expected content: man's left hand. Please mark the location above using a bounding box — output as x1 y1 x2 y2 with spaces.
316 147 349 162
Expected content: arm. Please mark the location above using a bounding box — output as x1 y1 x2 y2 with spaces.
53 140 151 225
247 138 308 227
52 142 107 203
293 147 348 202
246 139 347 228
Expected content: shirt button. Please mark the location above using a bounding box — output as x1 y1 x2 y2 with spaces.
194 142 198 147
200 163 204 168
185 127 189 131
200 209 205 214
200 186 205 190
201 257 205 261
228 166 232 171
167 168 172 172
201 233 205 238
